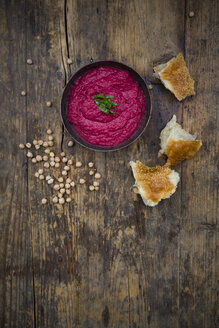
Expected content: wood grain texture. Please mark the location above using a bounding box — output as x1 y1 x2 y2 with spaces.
0 0 218 327
180 0 218 326
0 1 35 327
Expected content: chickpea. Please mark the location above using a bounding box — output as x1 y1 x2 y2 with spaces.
26 58 33 65
76 161 82 168
68 140 74 147
47 129 52 135
27 151 33 158
36 155 42 162
94 172 101 179
46 101 52 107
19 143 25 149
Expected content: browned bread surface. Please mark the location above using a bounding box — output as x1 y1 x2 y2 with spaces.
133 161 177 204
166 138 202 166
154 53 195 101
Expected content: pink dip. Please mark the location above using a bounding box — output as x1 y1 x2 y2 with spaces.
67 67 145 146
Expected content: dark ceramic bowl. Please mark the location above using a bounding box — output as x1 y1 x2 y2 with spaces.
61 61 152 151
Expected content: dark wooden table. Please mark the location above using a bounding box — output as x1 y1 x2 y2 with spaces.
0 1 218 327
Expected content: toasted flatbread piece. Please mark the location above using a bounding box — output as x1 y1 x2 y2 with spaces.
130 161 180 207
159 115 202 166
153 53 195 101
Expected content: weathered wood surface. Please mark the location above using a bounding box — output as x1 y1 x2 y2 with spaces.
0 0 218 327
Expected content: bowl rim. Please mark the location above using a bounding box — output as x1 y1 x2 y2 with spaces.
61 60 152 152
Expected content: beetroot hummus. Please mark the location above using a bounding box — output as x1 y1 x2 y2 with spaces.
67 67 145 146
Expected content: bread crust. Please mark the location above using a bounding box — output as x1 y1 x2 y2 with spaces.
154 53 195 101
166 138 202 166
133 161 177 204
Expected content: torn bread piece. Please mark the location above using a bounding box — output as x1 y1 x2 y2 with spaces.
130 161 180 207
159 115 202 166
153 53 195 100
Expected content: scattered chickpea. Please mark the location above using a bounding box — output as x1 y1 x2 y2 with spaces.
94 172 101 179
66 178 71 183
48 135 54 141
67 58 73 64
48 178 54 184
88 162 94 168
76 161 82 168
27 151 33 158
67 159 73 165
19 143 25 149
35 144 40 150
54 157 60 163
26 58 33 65
39 175 44 180
34 172 40 178
65 183 70 189
46 101 52 107
50 152 55 157
66 197 71 203
38 140 43 145
41 198 47 204
68 140 74 147
64 165 70 171
66 189 71 195
60 152 65 157
79 178 85 184
58 192 62 198
58 177 63 183
21 90 26 96
52 196 58 203
32 158 37 163
93 181 99 187
59 183 64 188
47 129 52 135
70 181 75 187
50 161 55 167
44 162 50 168
94 186 99 191
33 140 38 145
53 184 60 191
89 170 94 176
46 175 51 181
43 155 48 161
26 143 31 148
148 84 153 90
60 188 65 194
189 11 194 17
43 141 48 147
38 168 44 174
48 141 54 147
62 157 68 163
55 163 60 168
45 148 50 154
36 155 42 162
89 185 95 191
62 170 67 176
59 198 65 204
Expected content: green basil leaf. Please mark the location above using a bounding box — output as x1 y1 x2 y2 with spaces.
93 93 117 115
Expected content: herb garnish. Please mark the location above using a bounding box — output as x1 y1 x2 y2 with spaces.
92 94 117 115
